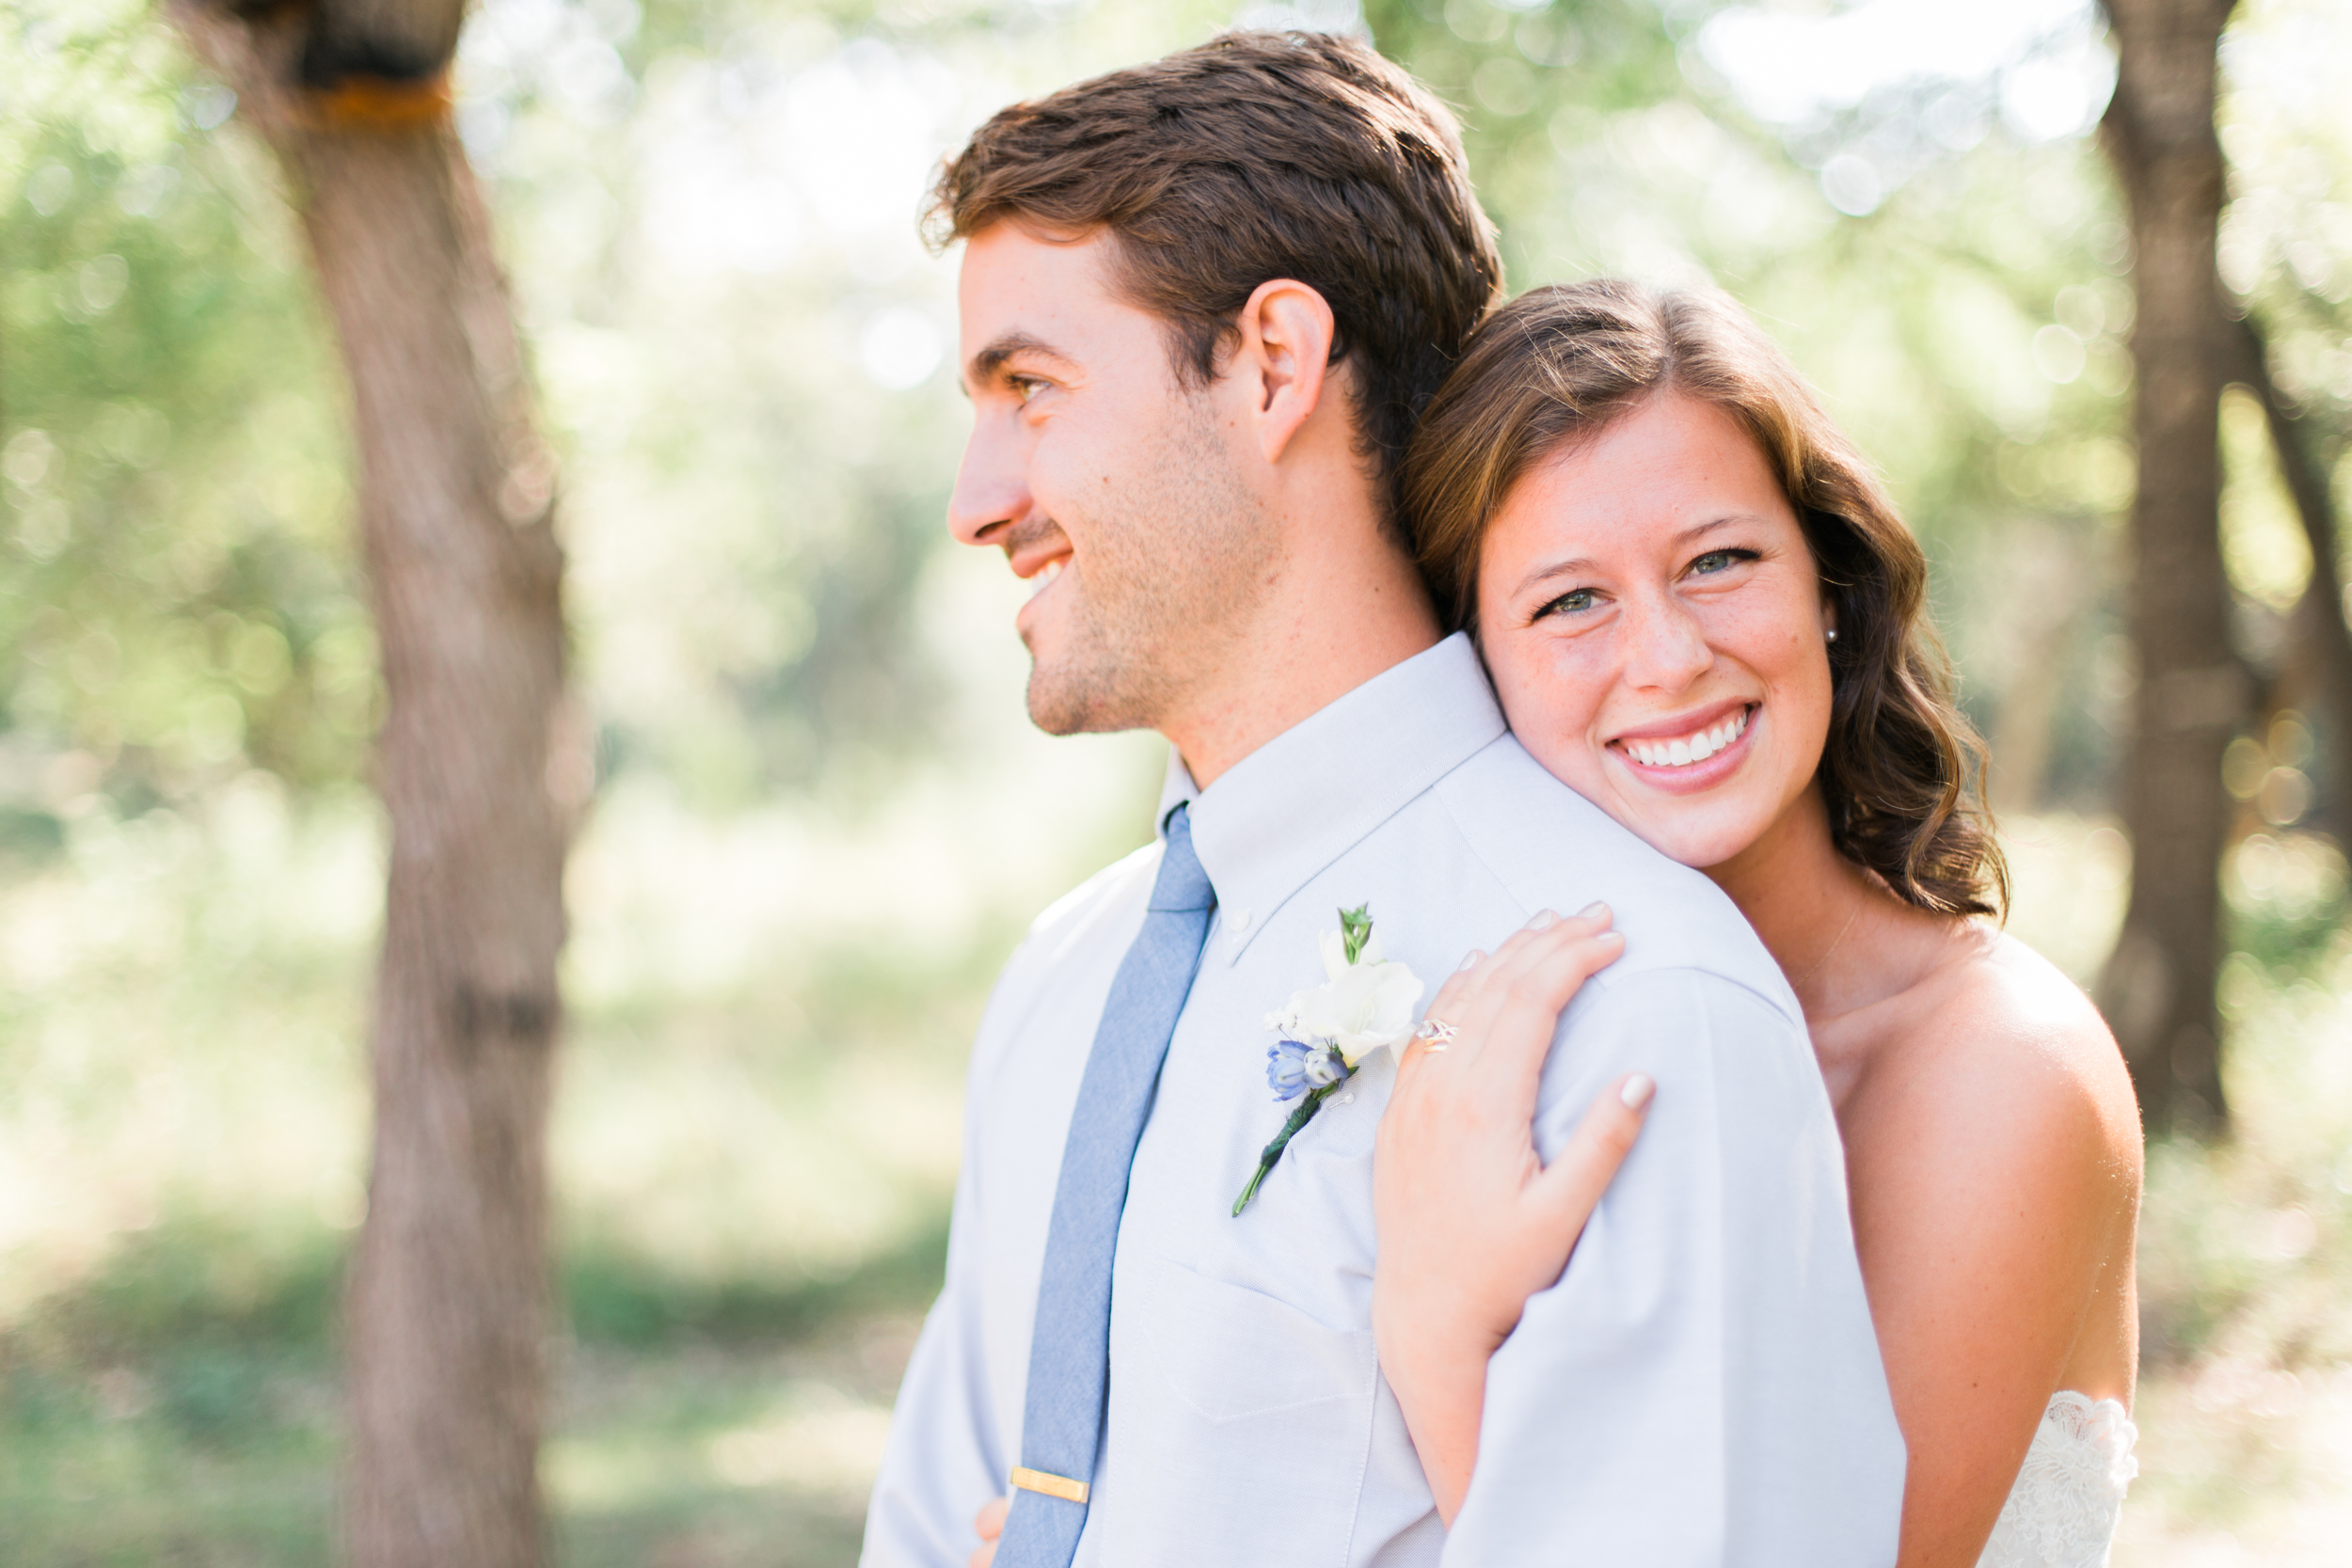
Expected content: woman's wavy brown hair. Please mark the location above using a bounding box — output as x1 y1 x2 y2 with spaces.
1406 279 2006 918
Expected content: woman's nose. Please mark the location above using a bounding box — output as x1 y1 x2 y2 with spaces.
1618 592 1712 692
946 417 1031 548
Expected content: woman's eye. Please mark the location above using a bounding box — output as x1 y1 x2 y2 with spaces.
1534 588 1596 621
1689 547 1757 578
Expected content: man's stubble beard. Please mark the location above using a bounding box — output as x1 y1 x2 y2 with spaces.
1025 391 1280 738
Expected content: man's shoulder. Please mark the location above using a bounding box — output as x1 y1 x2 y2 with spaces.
1031 838 1160 940
966 841 1160 1080
1429 734 1796 1017
994 838 1160 989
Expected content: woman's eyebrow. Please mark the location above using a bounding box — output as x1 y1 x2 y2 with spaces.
1674 515 1755 547
1507 515 1758 597
1512 555 1598 597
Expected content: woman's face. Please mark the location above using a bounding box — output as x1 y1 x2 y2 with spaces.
1476 390 1835 874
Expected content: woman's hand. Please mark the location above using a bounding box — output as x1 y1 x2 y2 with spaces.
969 1494 1007 1567
1373 903 1651 1525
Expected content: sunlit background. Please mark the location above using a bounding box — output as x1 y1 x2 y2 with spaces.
4 0 2350 1561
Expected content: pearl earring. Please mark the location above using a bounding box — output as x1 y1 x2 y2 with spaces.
1825 627 1839 643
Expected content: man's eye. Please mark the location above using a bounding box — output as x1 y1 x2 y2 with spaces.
1010 376 1046 404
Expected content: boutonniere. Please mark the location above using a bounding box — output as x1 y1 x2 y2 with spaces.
1232 904 1424 1215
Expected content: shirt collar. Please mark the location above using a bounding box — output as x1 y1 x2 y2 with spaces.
1153 632 1506 964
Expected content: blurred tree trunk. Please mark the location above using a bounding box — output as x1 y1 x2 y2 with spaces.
170 6 572 1566
2096 0 2241 1134
2231 315 2352 784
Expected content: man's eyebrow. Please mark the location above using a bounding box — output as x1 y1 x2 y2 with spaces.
967 331 1076 384
1507 515 1751 598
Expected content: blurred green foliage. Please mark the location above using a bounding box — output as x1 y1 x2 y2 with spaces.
4 0 367 820
8 0 2348 826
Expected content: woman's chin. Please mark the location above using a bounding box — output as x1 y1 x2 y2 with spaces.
1607 797 1762 873
1535 744 1774 872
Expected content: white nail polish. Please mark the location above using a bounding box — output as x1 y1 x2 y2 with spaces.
1528 909 1558 929
1620 1073 1655 1111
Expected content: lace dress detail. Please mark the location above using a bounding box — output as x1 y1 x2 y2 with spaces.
1975 1391 2137 1568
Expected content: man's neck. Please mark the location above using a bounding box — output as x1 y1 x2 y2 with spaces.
1163 539 1441 790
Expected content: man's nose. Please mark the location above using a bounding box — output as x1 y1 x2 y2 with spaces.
1618 590 1713 692
946 418 1030 549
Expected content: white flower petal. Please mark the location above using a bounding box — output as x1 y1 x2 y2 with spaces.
1271 924 1424 1066
1319 928 1349 983
1327 960 1425 1063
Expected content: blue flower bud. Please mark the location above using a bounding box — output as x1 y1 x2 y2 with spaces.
1265 1038 1313 1101
1302 1045 1348 1090
1265 1037 1353 1101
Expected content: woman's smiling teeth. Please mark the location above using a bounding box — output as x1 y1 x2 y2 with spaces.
1622 707 1749 768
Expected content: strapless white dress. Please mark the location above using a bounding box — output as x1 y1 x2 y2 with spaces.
1974 1391 2139 1568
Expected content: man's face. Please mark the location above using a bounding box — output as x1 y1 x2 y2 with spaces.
950 224 1278 737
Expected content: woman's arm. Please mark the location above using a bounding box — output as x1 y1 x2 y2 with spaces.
1843 955 2142 1568
975 906 1649 1554
1372 905 1648 1523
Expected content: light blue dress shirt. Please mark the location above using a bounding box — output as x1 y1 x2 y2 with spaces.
861 633 1904 1567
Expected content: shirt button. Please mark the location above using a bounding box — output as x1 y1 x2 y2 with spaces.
1231 909 1251 931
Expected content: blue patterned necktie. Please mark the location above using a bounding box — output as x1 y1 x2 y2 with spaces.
995 804 1216 1568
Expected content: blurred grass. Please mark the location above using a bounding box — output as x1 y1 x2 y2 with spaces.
0 760 1059 1565
1 805 2346 1565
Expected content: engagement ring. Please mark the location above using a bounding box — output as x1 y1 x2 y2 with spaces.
1413 1018 1458 1053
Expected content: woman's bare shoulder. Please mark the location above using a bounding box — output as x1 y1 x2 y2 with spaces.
1853 924 2142 1185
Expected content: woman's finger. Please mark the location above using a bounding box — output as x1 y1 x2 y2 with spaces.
1402 902 1618 1084
968 1496 1008 1568
1527 1071 1654 1242
1459 903 1614 1006
1479 929 1626 1095
1447 904 1619 1072
1434 911 1576 1046
1400 947 1486 1079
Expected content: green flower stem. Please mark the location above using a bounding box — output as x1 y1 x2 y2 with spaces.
1232 1083 1342 1216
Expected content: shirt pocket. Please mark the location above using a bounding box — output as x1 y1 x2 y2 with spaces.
1097 1256 1377 1567
1243 1052 1390 1261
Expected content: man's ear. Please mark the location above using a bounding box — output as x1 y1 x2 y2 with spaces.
1229 278 1338 466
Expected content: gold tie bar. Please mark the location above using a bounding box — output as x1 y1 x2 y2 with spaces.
1010 1466 1089 1505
